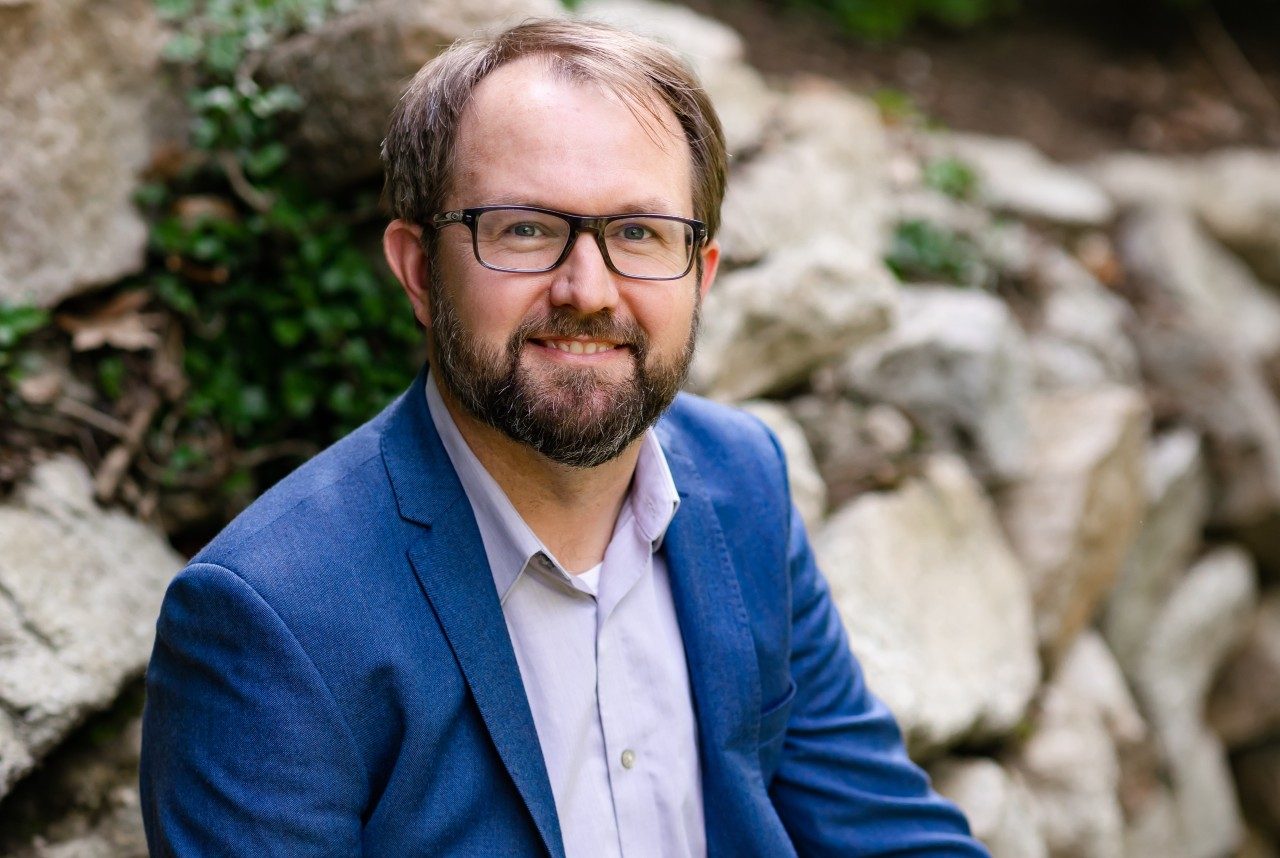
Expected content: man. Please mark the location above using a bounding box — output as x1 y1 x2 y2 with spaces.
140 18 988 857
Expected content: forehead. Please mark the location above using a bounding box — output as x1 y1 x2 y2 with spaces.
449 56 694 216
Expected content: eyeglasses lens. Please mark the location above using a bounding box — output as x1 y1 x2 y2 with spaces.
474 208 694 278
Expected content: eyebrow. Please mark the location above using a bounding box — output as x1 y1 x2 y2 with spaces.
474 194 686 216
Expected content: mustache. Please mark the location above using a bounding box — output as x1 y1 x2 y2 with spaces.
512 310 648 353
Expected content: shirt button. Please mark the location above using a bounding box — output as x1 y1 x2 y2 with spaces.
621 749 636 770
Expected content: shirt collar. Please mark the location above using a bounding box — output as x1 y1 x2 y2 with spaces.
423 373 680 601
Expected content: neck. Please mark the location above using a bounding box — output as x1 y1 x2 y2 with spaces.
437 379 641 573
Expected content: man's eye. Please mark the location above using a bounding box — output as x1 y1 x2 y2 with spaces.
509 223 542 237
619 224 652 241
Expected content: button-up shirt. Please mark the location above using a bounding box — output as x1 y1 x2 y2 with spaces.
425 376 705 858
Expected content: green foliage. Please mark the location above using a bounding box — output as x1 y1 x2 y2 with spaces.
145 0 421 490
785 0 1017 40
0 303 48 379
923 157 978 200
885 219 983 284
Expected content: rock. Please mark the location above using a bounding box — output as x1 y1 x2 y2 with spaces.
0 457 183 797
839 285 1034 483
1103 428 1210 677
1053 631 1146 748
1194 150 1280 285
0 707 146 858
1014 643 1126 858
574 0 776 156
1120 206 1280 525
930 757 1047 858
1207 591 1280 748
942 133 1116 226
996 387 1148 667
1233 743 1280 841
1123 786 1191 858
814 455 1039 756
1088 152 1198 211
1092 149 1280 284
718 80 890 265
1134 547 1256 858
0 0 164 307
787 396 916 509
738 400 826 531
690 232 895 401
259 0 563 190
1025 245 1141 392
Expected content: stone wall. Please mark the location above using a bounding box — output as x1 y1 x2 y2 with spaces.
4 0 1280 854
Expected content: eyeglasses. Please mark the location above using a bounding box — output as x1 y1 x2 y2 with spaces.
430 205 708 281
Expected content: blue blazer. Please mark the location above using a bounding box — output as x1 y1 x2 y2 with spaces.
140 365 987 856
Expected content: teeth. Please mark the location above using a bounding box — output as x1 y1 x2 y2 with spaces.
548 340 612 355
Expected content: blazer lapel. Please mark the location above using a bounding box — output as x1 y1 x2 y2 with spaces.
382 367 564 858
657 421 763 852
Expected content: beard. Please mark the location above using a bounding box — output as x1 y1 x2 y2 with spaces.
427 268 699 468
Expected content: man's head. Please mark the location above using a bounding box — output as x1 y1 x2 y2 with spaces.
381 20 726 468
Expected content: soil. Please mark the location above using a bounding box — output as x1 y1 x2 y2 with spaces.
683 0 1280 162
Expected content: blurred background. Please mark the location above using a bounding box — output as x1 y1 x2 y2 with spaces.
1 0 1279 854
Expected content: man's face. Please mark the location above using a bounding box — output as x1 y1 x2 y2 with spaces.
425 57 718 467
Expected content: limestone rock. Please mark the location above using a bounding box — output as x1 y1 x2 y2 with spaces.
1195 149 1280 284
788 395 916 509
1053 630 1146 748
575 0 776 155
260 0 562 190
0 0 164 307
1123 787 1191 858
1088 152 1198 211
690 233 895 401
1103 428 1210 676
0 711 146 857
943 133 1116 226
1207 591 1280 748
997 387 1148 666
1025 245 1141 392
1120 206 1280 525
0 457 183 797
814 455 1039 756
1093 150 1280 284
718 81 890 265
1134 547 1256 858
738 400 826 532
1014 644 1126 858
840 285 1034 483
930 757 1047 858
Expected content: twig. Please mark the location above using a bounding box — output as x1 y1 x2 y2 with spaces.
94 392 161 503
216 150 276 212
54 398 131 437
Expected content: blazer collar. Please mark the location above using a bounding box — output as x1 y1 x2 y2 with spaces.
380 364 565 858
655 417 763 854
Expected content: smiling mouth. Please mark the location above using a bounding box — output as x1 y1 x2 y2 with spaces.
529 337 626 356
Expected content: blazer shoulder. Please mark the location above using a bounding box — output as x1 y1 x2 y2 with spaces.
660 392 790 499
191 398 401 584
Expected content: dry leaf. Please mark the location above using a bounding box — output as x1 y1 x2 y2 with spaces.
56 291 164 352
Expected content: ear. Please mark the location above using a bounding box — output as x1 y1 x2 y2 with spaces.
383 219 432 327
697 238 721 301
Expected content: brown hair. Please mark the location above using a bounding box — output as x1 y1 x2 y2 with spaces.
381 18 727 238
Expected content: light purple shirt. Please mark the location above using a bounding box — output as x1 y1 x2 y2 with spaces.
425 376 705 858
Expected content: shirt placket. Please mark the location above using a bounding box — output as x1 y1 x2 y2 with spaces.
593 518 655 858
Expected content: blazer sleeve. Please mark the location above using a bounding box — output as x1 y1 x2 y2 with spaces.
140 561 368 857
766 471 990 855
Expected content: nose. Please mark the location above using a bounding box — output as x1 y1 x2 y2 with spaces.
547 231 620 316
